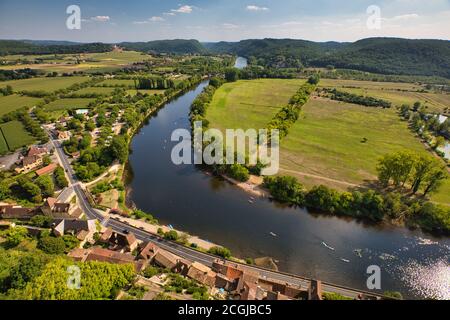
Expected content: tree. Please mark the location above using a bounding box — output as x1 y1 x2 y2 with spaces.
8 253 50 290
433 136 445 150
37 236 66 255
164 230 179 241
54 166 68 188
422 166 448 197
22 182 42 203
225 68 240 82
30 215 53 228
35 175 55 198
411 155 435 194
208 246 232 259
109 135 129 163
263 176 304 205
377 151 415 188
307 74 320 85
1 227 29 248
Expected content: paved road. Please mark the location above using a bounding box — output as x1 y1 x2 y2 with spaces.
49 134 384 300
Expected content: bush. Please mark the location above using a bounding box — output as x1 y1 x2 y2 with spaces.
164 230 179 241
37 236 66 255
208 246 231 259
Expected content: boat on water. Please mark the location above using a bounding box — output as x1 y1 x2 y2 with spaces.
322 242 335 251
270 232 278 237
168 224 174 230
341 258 350 263
248 200 254 204
354 249 363 258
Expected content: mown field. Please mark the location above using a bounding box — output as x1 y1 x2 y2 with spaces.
43 98 96 111
206 79 450 205
73 87 116 95
97 79 136 87
0 94 42 116
0 76 89 93
320 79 450 114
0 120 35 151
207 79 306 131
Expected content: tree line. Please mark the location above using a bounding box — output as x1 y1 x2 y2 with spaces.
323 88 392 108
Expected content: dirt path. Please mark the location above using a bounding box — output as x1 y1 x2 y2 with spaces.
279 168 360 188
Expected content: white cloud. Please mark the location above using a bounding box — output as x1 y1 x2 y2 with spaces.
163 12 176 16
246 5 269 12
91 16 110 22
171 5 193 14
149 16 165 22
390 13 420 21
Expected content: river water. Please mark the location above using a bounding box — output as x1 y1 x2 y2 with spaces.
126 58 450 299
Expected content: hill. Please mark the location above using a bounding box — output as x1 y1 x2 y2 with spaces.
207 38 450 78
120 39 206 55
0 40 112 55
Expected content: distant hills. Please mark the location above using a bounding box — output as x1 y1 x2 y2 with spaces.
119 39 207 55
1 37 449 78
206 38 450 78
0 40 111 55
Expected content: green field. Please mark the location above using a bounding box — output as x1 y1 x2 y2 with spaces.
97 79 137 87
206 79 450 205
320 79 450 114
0 76 90 93
43 98 96 111
74 87 116 95
207 79 306 131
0 51 151 73
0 94 42 116
0 130 8 154
0 120 35 151
126 89 166 96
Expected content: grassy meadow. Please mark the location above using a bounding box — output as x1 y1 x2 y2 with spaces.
0 120 35 151
0 51 151 73
207 79 305 131
0 76 89 93
73 87 116 95
206 79 450 205
43 98 96 111
319 79 450 114
0 94 42 116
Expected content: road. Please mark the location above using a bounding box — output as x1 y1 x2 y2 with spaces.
49 133 385 300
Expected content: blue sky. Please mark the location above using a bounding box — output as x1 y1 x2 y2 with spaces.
0 0 449 42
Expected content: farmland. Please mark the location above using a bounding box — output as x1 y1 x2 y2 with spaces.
0 120 35 151
0 51 151 73
126 89 166 96
319 79 450 114
0 76 89 93
206 79 450 205
43 98 96 111
207 79 306 131
0 94 42 116
73 87 116 96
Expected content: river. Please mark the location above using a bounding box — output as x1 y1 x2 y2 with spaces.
126 58 449 300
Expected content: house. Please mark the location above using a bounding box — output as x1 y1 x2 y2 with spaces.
68 247 145 272
153 249 180 270
41 197 75 217
100 229 138 252
308 280 323 301
53 219 97 241
187 262 217 287
0 205 36 219
28 146 48 157
138 241 160 260
57 130 71 141
15 155 43 173
36 163 57 176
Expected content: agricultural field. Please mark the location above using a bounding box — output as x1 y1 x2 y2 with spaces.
0 120 35 151
0 94 42 116
207 79 306 131
0 76 89 93
43 98 96 111
73 87 116 95
96 79 137 87
126 89 166 96
206 79 450 205
320 79 450 114
0 51 151 73
0 129 8 154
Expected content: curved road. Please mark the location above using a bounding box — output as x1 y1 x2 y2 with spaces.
49 133 385 300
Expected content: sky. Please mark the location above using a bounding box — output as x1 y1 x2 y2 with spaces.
0 0 449 43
